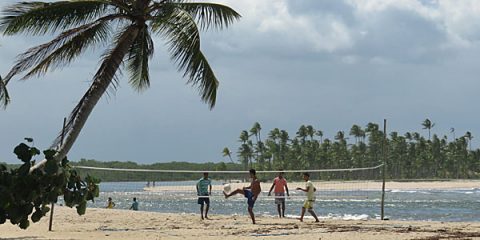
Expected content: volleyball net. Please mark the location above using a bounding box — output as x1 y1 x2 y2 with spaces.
73 164 384 201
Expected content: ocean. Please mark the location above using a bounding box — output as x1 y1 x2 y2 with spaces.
76 182 480 222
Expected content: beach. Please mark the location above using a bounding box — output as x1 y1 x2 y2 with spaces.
144 179 480 192
1 206 480 240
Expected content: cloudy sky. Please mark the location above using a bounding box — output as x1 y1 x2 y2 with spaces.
1 0 480 164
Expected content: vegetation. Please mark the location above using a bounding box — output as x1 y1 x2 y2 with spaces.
229 121 480 179
70 159 243 182
0 0 240 168
0 141 100 229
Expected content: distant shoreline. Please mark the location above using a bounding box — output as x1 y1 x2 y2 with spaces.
143 180 480 192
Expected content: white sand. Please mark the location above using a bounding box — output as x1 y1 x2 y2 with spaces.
1 206 480 240
144 180 480 192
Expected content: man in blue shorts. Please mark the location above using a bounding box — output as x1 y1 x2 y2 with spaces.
224 169 261 224
196 172 212 220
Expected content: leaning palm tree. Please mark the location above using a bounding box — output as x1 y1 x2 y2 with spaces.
0 0 240 167
222 147 234 163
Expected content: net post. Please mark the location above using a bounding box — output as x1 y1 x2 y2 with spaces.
49 117 66 232
381 119 387 220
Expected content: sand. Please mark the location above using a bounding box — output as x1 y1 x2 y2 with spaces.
144 179 480 192
2 181 480 239
1 206 480 240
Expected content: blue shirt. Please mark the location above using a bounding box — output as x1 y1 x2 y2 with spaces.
131 201 139 210
197 178 211 196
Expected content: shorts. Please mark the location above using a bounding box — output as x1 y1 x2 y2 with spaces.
244 190 255 208
274 192 285 205
197 196 210 205
303 200 314 209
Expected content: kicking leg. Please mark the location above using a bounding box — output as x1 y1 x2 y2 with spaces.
224 188 245 198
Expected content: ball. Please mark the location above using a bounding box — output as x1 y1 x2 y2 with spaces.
223 184 231 193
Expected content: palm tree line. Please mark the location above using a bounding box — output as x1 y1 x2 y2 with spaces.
223 120 480 179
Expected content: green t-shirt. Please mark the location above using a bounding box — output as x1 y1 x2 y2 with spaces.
197 178 211 196
306 180 315 201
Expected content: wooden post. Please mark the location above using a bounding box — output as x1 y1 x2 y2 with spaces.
381 119 387 220
49 117 67 231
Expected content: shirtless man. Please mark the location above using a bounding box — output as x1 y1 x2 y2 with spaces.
224 169 261 224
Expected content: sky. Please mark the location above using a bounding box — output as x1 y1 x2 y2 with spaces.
1 0 480 164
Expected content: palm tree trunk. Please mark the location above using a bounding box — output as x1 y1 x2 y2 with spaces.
30 26 140 172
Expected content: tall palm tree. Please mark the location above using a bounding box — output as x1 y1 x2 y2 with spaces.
316 130 323 144
0 0 240 167
222 147 234 163
421 118 435 140
464 131 473 151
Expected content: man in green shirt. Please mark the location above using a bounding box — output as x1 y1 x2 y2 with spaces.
296 172 319 222
196 172 212 220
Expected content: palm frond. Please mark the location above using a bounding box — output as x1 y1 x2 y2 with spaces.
3 15 117 82
126 24 154 92
151 9 219 108
0 75 10 109
174 2 241 30
51 24 140 148
1 0 114 35
158 1 241 30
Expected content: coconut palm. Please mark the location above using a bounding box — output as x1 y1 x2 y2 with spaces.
421 119 435 140
464 131 473 151
0 0 240 166
222 147 234 163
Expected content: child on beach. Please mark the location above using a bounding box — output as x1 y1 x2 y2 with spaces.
196 172 212 220
224 169 261 224
129 197 139 211
268 171 289 218
296 172 319 222
106 197 115 209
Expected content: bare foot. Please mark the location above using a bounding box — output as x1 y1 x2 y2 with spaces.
205 216 210 220
201 216 204 220
297 218 303 222
315 220 320 222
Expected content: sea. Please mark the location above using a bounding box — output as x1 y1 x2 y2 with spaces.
74 182 480 222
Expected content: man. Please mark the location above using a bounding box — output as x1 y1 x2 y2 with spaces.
224 169 261 224
106 197 115 209
196 172 212 220
296 172 319 222
129 197 139 211
268 171 289 218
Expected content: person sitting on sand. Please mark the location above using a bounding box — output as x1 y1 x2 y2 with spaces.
296 172 319 222
224 169 261 224
268 171 289 218
106 197 115 209
196 172 212 220
129 197 139 211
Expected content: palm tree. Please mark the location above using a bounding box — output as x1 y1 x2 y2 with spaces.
0 0 240 167
450 127 455 140
465 131 473 151
222 147 234 163
422 119 435 140
316 130 323 144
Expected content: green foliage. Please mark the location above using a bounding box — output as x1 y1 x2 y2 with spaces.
70 159 242 182
228 122 480 180
0 141 100 229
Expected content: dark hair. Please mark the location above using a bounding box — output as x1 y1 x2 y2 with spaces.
133 197 137 201
303 172 310 177
249 169 256 175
